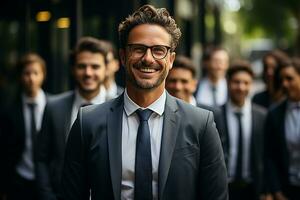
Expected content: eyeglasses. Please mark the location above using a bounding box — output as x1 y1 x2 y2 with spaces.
127 44 171 60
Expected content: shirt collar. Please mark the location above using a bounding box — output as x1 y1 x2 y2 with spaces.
206 77 227 89
124 88 166 117
189 96 197 106
74 85 106 106
22 89 46 105
287 100 300 110
227 98 251 114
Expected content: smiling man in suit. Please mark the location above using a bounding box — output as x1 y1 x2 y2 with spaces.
35 37 108 200
220 60 266 200
61 4 227 200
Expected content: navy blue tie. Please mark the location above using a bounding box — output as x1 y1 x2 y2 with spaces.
28 103 37 156
234 111 243 181
135 109 153 200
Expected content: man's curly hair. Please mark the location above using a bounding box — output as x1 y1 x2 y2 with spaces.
118 4 181 51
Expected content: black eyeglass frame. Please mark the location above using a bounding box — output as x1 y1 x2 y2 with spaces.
126 43 172 60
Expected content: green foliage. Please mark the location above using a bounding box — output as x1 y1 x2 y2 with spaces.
238 0 299 43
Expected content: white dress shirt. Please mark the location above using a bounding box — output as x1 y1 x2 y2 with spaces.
195 77 228 106
106 81 119 101
189 96 197 106
226 99 252 182
285 101 300 186
121 89 166 200
16 89 47 180
70 86 106 128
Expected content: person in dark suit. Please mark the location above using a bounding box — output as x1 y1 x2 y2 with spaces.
264 58 300 200
252 50 289 109
165 54 226 145
5 53 50 200
101 40 124 100
61 4 228 200
220 60 266 200
35 37 108 200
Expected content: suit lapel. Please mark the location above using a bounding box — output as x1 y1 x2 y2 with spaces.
221 104 230 164
158 94 180 200
107 95 123 200
63 92 75 141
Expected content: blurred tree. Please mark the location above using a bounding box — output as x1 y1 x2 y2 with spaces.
239 0 300 54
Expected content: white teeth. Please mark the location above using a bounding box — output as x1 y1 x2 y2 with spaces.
139 68 156 73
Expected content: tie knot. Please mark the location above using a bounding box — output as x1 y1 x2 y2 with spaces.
234 111 243 118
80 102 92 107
136 109 153 121
27 102 36 109
211 85 217 92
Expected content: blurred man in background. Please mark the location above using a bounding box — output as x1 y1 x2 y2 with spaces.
166 55 225 145
35 37 108 200
6 53 49 200
101 40 124 100
195 47 229 106
252 50 289 109
221 61 266 200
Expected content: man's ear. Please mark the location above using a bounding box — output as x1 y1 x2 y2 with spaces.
191 79 198 93
119 49 126 66
169 52 176 70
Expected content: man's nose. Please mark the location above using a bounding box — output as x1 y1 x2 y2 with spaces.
142 48 155 62
84 66 93 75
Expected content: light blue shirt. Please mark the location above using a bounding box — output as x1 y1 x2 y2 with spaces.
226 99 252 182
195 77 228 106
121 89 166 200
285 101 300 186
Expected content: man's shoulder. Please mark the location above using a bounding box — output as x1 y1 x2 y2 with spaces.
268 99 287 115
252 103 267 116
47 91 75 106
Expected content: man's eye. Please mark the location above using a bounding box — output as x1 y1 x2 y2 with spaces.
91 64 101 69
152 47 166 55
76 64 87 69
133 47 145 53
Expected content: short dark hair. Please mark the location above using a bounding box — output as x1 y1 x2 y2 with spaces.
17 52 47 77
262 49 289 83
172 55 196 78
118 4 181 51
100 39 118 60
70 36 108 66
278 57 300 75
226 60 254 80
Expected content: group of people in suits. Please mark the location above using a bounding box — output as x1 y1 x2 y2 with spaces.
0 37 124 200
1 3 300 200
165 41 300 200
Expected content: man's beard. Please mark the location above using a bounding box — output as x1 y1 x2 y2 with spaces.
126 60 168 90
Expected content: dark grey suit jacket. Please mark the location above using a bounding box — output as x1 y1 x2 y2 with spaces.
36 91 75 200
264 100 291 194
61 93 228 200
221 103 266 198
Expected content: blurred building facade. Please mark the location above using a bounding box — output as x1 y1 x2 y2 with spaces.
0 0 223 103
